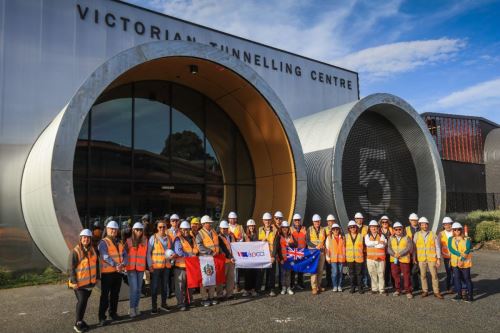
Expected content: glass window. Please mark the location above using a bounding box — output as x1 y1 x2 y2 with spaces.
205 99 232 183
74 116 89 178
88 181 131 219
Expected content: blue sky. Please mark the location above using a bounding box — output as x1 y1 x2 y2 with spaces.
125 0 500 123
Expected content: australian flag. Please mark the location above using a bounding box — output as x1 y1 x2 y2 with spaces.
283 247 320 273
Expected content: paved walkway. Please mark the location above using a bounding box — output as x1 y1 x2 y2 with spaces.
0 250 499 333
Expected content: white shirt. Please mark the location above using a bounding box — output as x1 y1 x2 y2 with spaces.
364 233 387 249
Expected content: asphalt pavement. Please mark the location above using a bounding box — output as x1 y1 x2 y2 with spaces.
0 250 499 333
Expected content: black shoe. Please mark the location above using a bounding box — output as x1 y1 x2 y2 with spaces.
81 321 90 330
464 296 473 303
161 303 170 312
109 313 119 321
97 319 108 327
452 295 462 302
73 322 85 333
151 307 159 315
359 290 364 294
350 289 355 294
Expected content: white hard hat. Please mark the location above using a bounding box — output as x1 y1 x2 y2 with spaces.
219 220 229 229
170 214 180 220
228 212 237 219
292 213 302 220
312 214 321 222
380 215 389 220
369 220 379 227
106 221 119 229
442 216 453 224
281 221 290 227
354 212 364 219
347 221 357 227
274 211 284 218
201 215 213 223
418 217 429 224
246 219 256 226
331 223 340 229
262 212 272 220
409 213 419 220
79 229 92 237
132 222 144 229
393 222 403 228
326 214 336 221
452 222 463 229
165 249 174 259
180 221 191 229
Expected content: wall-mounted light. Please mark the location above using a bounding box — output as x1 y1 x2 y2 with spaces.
189 64 198 75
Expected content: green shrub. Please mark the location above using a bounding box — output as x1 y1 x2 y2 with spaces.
474 221 500 242
0 266 65 289
461 210 500 240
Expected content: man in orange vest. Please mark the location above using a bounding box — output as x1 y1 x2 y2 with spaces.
290 213 306 290
440 216 454 293
147 219 173 314
413 217 444 299
68 229 99 333
174 221 199 311
354 212 370 290
190 217 200 238
217 220 236 300
258 212 278 296
97 221 125 326
364 220 388 295
196 215 220 306
345 220 364 294
168 214 181 242
325 223 345 292
306 214 326 295
124 222 147 318
387 222 413 299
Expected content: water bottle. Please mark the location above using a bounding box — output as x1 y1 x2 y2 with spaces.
394 258 398 264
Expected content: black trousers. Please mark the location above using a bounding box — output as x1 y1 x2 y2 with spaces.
243 268 258 291
347 262 362 290
74 288 92 324
410 262 421 291
290 271 304 287
384 257 393 288
256 261 276 291
325 262 332 287
98 273 122 320
151 268 170 308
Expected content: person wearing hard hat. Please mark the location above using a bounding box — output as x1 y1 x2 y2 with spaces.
276 221 296 295
196 215 220 306
307 214 326 295
324 214 336 289
258 212 278 296
387 222 413 299
190 217 200 238
227 211 243 292
448 222 473 302
168 214 181 243
242 219 260 297
217 220 236 301
406 213 421 291
92 220 103 250
147 219 173 314
440 216 455 293
354 212 368 236
325 222 346 292
290 213 306 290
123 222 147 318
97 221 125 326
364 220 387 295
379 215 394 289
68 229 99 333
120 220 132 243
354 212 370 290
141 214 154 239
273 211 285 290
173 221 199 310
414 217 444 299
345 220 364 294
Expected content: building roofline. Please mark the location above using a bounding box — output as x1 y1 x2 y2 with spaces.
113 0 359 77
421 112 499 128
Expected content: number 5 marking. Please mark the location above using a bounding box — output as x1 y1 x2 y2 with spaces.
359 148 391 215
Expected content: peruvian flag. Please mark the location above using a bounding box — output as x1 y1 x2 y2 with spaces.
185 254 226 289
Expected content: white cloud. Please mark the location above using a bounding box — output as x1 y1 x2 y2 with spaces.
334 38 466 79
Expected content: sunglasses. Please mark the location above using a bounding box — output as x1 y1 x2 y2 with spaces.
158 226 166 229
394 228 402 231
134 229 143 232
348 226 357 229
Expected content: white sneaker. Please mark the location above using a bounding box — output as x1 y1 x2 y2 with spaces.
129 308 136 318
338 287 343 292
242 290 250 297
287 288 295 295
251 290 258 297
135 307 140 315
280 287 286 295
332 287 338 292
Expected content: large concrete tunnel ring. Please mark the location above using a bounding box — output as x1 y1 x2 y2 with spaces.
295 94 445 231
20 41 307 270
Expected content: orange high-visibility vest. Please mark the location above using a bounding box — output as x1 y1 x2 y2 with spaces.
151 234 172 269
366 233 386 261
280 234 295 259
389 236 411 264
258 227 276 253
308 226 325 249
125 238 147 272
345 233 364 263
450 237 472 268
415 231 437 262
199 228 220 255
69 245 98 288
167 228 179 243
229 224 244 241
291 226 307 249
100 238 124 274
220 233 235 263
175 236 199 268
439 231 452 259
326 235 346 263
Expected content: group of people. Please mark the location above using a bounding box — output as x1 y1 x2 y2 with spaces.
68 210 473 333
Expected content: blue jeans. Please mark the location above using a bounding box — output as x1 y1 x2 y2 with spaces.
151 268 170 308
453 267 473 298
330 262 344 289
127 271 144 308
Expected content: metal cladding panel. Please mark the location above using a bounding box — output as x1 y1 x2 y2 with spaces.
485 128 500 194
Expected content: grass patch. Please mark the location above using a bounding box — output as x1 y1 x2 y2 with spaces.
0 266 66 289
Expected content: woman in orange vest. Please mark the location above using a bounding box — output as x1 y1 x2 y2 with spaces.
448 222 473 302
276 221 296 295
325 223 346 292
124 222 147 318
242 219 260 297
345 220 364 294
174 221 199 310
68 229 99 333
290 213 307 290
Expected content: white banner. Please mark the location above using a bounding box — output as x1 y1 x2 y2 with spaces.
231 241 272 269
199 256 217 287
